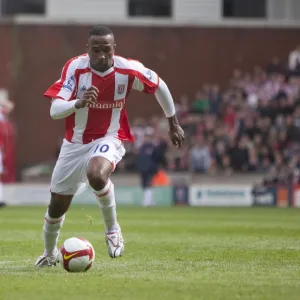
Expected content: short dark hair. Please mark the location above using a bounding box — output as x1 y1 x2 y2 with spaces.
89 25 114 37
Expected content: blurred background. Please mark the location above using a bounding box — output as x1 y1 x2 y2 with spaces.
1 0 300 207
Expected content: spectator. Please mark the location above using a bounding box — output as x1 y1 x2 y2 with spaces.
209 84 222 115
288 45 300 75
286 106 300 143
266 56 284 75
257 98 277 121
258 145 273 172
223 104 236 131
177 94 190 120
136 131 157 207
191 90 210 114
189 135 211 173
274 114 286 132
131 118 147 150
268 152 292 184
277 96 294 116
242 117 260 140
214 140 227 169
220 155 233 176
230 68 243 88
229 135 250 172
248 148 259 172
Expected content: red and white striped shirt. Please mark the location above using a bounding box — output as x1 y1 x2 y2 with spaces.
44 54 159 144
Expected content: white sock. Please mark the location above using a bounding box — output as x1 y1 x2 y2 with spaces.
43 210 65 256
94 179 119 234
143 188 154 206
0 181 3 202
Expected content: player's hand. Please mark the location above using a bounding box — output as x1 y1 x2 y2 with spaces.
75 86 99 109
168 115 185 148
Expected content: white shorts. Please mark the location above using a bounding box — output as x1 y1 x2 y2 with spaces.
51 137 126 195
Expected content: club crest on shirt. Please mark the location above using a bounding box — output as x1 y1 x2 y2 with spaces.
117 84 125 94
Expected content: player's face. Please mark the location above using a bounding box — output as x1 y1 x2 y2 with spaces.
87 35 115 72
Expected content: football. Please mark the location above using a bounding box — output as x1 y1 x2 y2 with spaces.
58 237 95 272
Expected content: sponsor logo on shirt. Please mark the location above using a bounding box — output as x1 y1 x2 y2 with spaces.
87 99 125 109
62 75 75 92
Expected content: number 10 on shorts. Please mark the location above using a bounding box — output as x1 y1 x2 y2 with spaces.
94 144 109 153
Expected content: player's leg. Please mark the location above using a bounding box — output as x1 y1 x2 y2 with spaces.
87 156 119 232
86 138 125 258
35 193 73 267
43 192 73 256
35 139 86 267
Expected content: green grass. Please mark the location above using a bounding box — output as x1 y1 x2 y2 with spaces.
0 206 300 300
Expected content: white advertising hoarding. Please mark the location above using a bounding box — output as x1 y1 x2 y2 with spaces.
189 184 253 207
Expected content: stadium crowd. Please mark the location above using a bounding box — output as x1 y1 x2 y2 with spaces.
118 47 300 183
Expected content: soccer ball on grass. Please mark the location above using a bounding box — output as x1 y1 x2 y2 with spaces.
58 237 95 272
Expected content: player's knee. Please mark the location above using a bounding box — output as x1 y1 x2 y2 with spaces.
87 167 108 191
87 157 111 191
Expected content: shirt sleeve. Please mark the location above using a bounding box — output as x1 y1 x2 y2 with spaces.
44 59 78 101
154 79 176 118
50 98 78 120
130 60 159 94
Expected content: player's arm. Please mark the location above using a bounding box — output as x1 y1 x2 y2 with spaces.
50 98 77 120
50 87 99 120
154 79 184 148
132 64 184 147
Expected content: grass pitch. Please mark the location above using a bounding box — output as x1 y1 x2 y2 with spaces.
0 206 300 300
